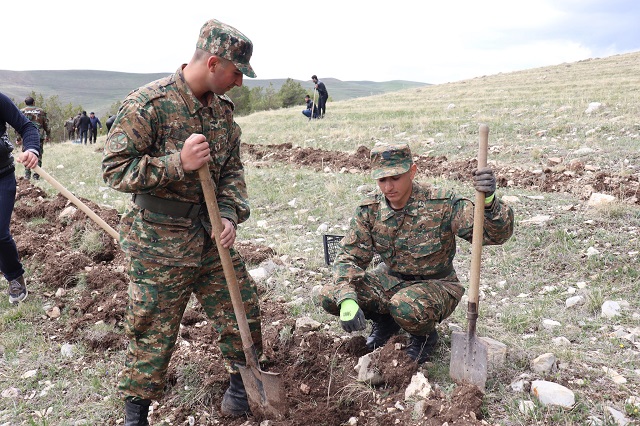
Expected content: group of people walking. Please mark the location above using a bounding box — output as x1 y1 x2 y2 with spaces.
65 111 102 144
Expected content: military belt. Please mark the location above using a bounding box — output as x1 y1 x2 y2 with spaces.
387 265 453 281
132 193 202 218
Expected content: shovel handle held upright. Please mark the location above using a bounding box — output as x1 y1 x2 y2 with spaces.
197 165 258 367
33 165 119 240
467 125 489 333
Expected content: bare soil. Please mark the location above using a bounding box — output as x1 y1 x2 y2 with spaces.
9 142 636 425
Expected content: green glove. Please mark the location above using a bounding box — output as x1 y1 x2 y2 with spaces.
339 299 366 332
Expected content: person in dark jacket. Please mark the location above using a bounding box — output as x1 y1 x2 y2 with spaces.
105 115 116 133
311 75 328 118
88 112 102 144
0 91 40 304
302 94 319 119
77 111 91 145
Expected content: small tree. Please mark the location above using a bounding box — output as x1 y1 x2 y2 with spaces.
227 86 252 116
279 78 307 108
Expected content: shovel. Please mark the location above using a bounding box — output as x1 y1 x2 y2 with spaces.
197 165 287 420
449 124 491 390
33 165 119 240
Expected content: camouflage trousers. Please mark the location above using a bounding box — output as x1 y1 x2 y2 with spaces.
118 239 261 401
319 264 464 335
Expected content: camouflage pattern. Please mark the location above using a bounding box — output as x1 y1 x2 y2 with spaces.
20 106 50 141
20 106 49 175
102 67 259 400
318 182 514 335
370 143 412 179
196 19 256 78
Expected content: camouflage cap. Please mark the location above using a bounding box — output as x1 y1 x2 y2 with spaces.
196 19 256 78
370 143 413 179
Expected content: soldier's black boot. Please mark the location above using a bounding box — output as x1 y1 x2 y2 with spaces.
124 398 150 426
406 330 439 364
221 372 250 417
365 313 401 351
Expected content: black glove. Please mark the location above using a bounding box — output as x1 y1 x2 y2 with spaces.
473 167 496 196
339 299 367 332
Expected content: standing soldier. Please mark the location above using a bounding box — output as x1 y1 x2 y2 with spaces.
20 96 50 180
102 18 261 425
64 117 75 141
318 143 514 363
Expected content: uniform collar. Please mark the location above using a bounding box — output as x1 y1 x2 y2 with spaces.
379 182 422 221
174 65 220 116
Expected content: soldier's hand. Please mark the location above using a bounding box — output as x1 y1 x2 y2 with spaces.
180 134 211 172
473 167 496 196
339 299 366 332
217 218 237 249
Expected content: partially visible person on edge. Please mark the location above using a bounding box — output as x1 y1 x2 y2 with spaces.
302 94 318 119
102 18 262 425
20 96 49 180
318 143 514 363
105 114 116 133
88 112 102 144
311 74 328 118
0 92 40 305
77 111 91 145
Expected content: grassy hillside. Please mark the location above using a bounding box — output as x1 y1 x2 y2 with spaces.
2 50 640 425
0 70 428 118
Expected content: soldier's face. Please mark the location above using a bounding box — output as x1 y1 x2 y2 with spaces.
376 164 417 209
210 57 244 95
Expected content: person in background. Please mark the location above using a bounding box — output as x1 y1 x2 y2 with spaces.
64 117 75 141
105 114 116 133
318 143 514 363
302 94 318 119
102 18 262 425
0 92 40 304
88 112 102 144
77 111 91 145
311 75 328 118
20 96 49 180
73 112 82 142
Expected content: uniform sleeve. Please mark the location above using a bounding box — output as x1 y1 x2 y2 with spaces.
331 206 375 304
216 121 250 225
0 95 40 154
102 98 184 193
452 197 514 245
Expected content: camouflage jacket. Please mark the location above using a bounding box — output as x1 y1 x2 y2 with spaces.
20 106 50 140
102 66 249 266
333 182 514 303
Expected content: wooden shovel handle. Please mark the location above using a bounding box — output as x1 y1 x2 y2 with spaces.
467 125 488 333
197 165 258 367
33 165 119 240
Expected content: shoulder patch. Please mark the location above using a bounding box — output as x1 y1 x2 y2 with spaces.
359 193 380 207
108 132 129 153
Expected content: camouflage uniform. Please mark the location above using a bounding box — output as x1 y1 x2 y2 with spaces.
20 104 49 179
102 67 260 401
319 147 514 337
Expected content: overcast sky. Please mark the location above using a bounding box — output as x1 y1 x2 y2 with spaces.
2 0 639 84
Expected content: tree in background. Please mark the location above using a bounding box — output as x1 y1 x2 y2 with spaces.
227 86 252 116
279 78 307 108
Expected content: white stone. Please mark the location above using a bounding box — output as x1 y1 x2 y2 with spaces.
287 199 297 207
295 317 322 333
256 220 268 228
520 215 552 225
404 372 432 400
606 406 631 425
602 367 627 384
586 247 600 257
501 195 520 204
58 206 77 220
601 301 622 318
531 380 575 408
588 193 616 206
249 267 268 281
542 319 561 330
354 354 384 386
1 387 20 398
552 337 571 346
531 353 557 373
316 223 329 233
576 281 587 289
21 370 38 379
566 295 585 308
510 379 527 392
60 343 75 358
585 102 602 114
518 400 536 415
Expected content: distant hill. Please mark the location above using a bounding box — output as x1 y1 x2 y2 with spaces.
0 70 429 118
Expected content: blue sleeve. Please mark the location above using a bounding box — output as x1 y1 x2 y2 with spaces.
0 92 40 155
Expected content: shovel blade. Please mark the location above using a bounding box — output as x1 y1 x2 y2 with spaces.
449 331 489 391
238 364 288 420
